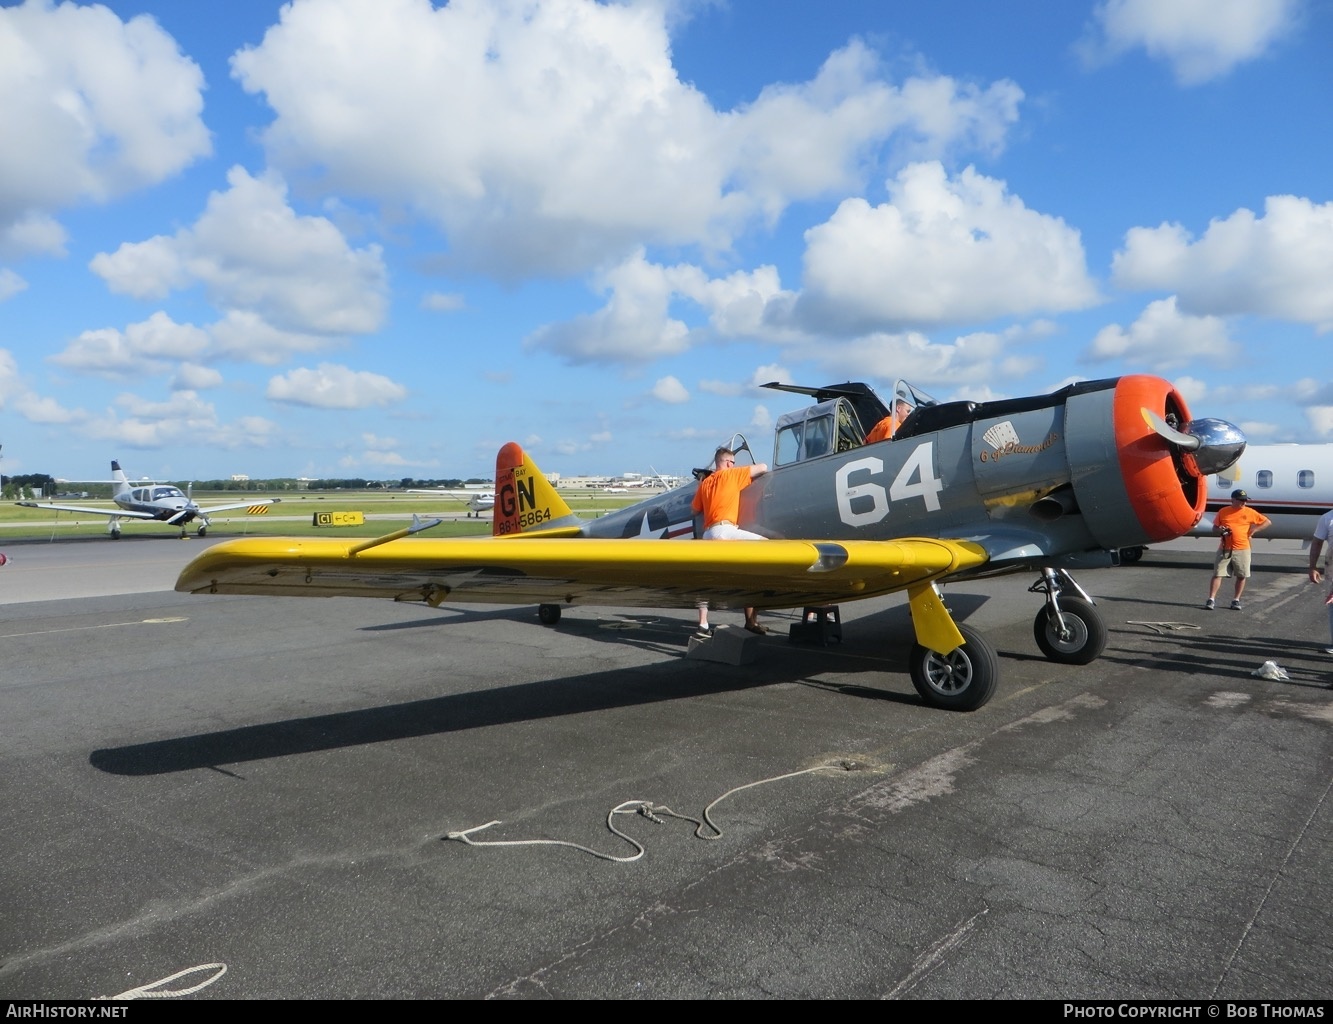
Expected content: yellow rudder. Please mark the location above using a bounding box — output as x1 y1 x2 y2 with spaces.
493 442 579 537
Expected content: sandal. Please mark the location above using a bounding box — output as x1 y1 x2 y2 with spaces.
744 623 768 635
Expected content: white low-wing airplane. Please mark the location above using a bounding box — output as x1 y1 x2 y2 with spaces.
405 488 495 517
1118 442 1333 560
17 460 280 538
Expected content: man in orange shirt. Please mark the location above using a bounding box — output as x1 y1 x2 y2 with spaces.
691 446 769 636
1204 489 1271 610
864 398 913 445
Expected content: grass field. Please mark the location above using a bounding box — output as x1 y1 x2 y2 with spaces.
0 490 650 541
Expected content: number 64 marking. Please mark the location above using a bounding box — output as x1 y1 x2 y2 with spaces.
835 443 943 527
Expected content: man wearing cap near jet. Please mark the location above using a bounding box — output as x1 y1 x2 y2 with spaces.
1204 489 1271 610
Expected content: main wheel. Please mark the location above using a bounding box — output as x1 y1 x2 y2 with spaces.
909 623 998 712
537 603 562 625
1032 595 1106 665
1119 546 1144 564
197 525 208 537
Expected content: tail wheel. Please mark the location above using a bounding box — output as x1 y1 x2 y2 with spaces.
1032 595 1106 665
909 623 998 712
537 603 562 625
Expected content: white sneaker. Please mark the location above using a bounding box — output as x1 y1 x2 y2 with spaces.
1203 599 1215 610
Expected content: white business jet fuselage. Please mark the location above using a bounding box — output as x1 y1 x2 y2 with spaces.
17 460 280 538
1194 443 1333 542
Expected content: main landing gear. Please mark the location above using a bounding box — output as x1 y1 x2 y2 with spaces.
909 622 998 712
908 568 1107 712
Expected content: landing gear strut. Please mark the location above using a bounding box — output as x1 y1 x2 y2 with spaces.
1030 568 1107 665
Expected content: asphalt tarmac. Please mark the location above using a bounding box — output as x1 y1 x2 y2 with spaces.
0 532 1329 1000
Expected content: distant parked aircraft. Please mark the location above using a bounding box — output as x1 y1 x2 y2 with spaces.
17 460 279 538
406 488 495 517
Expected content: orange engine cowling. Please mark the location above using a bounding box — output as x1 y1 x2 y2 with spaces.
1065 374 1209 549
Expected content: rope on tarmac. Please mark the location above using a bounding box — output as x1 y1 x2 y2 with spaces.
101 962 227 999
1127 620 1203 636
445 760 862 863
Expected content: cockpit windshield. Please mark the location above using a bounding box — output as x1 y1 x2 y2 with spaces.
152 487 185 501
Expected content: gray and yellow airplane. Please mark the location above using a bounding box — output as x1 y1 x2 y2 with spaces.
18 460 280 538
175 374 1244 712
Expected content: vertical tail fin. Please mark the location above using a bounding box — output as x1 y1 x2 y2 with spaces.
110 460 131 498
493 443 583 537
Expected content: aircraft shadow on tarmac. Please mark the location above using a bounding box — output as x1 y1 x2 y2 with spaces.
88 598 995 778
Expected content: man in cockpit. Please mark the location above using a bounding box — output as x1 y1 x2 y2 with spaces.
864 398 913 444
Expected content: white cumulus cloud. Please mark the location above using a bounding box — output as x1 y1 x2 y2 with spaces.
1079 0 1300 85
0 0 210 252
266 363 408 409
650 376 689 404
90 167 388 337
230 0 1023 278
1085 296 1239 369
0 268 27 302
792 162 1100 334
49 312 210 378
1112 195 1333 331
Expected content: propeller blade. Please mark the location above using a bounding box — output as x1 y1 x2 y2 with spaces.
1141 408 1200 451
1142 408 1246 476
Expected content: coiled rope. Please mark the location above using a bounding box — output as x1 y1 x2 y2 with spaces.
446 760 861 862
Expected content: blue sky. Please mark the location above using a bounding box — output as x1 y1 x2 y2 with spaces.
2 0 1330 483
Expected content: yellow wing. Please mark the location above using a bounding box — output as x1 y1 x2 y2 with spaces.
176 535 988 612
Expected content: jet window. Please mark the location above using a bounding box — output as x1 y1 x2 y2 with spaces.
1256 471 1272 488
1298 470 1314 489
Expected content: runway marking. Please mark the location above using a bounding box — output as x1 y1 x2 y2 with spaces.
1212 771 1333 996
0 616 188 639
883 908 989 999
1265 697 1333 724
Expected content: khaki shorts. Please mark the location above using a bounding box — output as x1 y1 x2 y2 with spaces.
1214 547 1252 578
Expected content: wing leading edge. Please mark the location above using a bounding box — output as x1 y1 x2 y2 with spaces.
16 501 159 520
175 535 989 638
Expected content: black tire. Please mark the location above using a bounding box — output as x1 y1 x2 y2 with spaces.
1032 595 1106 665
1119 546 1144 564
198 526 207 537
909 623 999 712
537 603 562 626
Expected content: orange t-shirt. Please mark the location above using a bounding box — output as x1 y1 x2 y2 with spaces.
1213 505 1270 550
691 466 754 528
864 407 908 445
